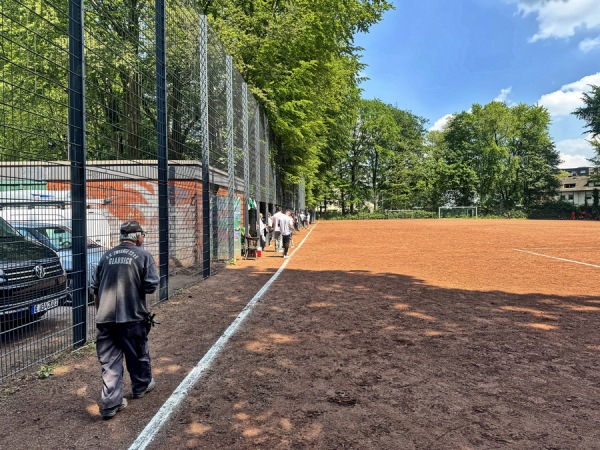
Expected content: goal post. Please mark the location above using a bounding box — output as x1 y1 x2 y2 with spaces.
438 206 478 218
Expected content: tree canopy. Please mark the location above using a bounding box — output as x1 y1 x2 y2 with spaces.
1 1 568 215
433 102 560 212
573 84 600 174
202 0 394 205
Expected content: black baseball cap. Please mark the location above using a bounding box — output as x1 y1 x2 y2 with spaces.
120 220 144 234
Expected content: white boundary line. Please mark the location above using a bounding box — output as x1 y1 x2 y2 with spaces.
129 224 318 450
513 248 600 269
515 247 600 251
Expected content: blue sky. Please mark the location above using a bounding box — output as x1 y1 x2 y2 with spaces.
354 0 600 168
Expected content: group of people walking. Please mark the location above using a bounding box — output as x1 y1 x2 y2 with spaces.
258 208 311 259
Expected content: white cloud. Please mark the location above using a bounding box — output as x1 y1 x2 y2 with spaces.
555 137 594 154
558 153 592 168
537 72 600 116
579 36 600 52
494 87 512 103
556 138 594 168
513 0 600 42
429 114 454 132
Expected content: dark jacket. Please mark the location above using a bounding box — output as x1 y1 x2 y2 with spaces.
92 242 159 323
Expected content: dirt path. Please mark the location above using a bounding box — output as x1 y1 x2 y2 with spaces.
1 220 600 450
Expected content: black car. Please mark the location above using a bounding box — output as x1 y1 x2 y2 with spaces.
0 217 68 324
10 221 107 304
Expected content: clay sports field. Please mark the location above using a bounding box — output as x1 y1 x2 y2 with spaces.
1 219 600 449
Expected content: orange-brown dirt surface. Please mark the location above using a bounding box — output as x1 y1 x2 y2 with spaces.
1 219 600 450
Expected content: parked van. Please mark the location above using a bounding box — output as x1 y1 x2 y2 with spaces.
9 221 108 304
0 190 114 248
0 217 68 323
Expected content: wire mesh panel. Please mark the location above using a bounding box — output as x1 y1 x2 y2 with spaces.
259 112 269 203
0 1 75 380
247 95 258 201
163 1 203 291
206 24 234 269
207 25 228 175
0 5 279 381
232 72 245 185
83 0 160 315
231 71 245 257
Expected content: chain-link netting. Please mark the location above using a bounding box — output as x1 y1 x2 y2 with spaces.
0 1 281 381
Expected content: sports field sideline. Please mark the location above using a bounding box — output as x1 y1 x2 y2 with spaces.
1 219 599 449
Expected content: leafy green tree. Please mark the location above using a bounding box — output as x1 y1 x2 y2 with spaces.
0 1 70 160
436 101 559 211
573 84 600 176
203 0 393 205
328 99 426 213
2 0 393 207
85 0 203 161
438 112 481 206
83 0 158 160
417 129 463 210
573 85 600 138
511 104 561 207
384 107 427 210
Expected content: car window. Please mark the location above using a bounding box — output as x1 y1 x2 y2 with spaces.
17 229 38 241
33 226 73 250
0 217 20 237
16 224 101 250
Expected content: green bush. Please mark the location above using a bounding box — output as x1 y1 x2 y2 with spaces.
525 201 575 219
318 210 437 220
481 210 527 219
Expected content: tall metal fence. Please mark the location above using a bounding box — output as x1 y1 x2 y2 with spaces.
0 0 295 381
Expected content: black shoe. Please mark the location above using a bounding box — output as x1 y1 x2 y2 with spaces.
132 378 156 399
101 398 127 420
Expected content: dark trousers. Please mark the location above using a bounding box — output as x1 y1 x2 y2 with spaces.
96 321 152 411
282 234 291 256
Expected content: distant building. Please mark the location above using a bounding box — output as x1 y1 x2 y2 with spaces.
563 167 595 177
558 167 598 206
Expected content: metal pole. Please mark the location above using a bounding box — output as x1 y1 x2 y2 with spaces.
264 115 270 210
242 83 249 235
199 16 210 278
68 0 87 347
155 0 169 301
226 55 234 260
254 106 260 204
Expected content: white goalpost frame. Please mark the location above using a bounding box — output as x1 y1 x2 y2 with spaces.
438 206 478 218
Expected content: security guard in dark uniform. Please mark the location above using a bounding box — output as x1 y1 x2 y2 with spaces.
91 221 160 419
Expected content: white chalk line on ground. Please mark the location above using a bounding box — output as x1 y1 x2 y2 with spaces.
129 224 318 450
513 248 600 269
516 247 600 251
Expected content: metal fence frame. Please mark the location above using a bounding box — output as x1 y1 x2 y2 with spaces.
0 0 304 381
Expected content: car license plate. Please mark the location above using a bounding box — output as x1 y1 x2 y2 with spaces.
31 298 60 314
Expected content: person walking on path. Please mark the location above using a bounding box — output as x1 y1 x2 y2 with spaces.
299 211 306 228
91 220 160 420
266 212 273 246
272 207 286 253
280 209 294 258
258 213 266 251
